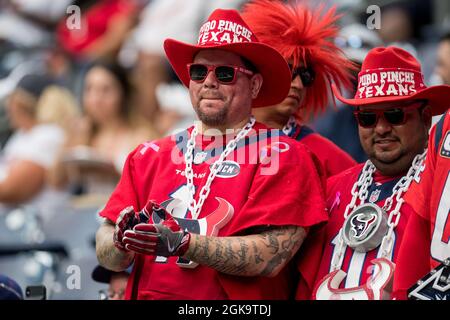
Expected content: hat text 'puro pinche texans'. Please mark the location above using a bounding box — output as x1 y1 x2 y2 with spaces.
356 69 426 99
198 20 253 44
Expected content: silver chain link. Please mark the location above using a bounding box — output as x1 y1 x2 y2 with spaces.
343 161 377 219
184 116 256 219
331 150 427 271
378 149 427 258
282 116 297 136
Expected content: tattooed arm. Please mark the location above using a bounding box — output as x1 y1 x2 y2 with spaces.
184 225 307 277
96 220 135 272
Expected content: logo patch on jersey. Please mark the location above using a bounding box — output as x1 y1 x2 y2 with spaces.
440 131 450 159
271 141 290 152
259 142 290 164
214 160 240 178
193 151 208 164
369 189 381 203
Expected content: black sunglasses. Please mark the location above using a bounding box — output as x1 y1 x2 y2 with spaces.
288 64 315 86
353 100 427 128
187 63 253 84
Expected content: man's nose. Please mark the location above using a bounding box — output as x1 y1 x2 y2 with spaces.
203 70 219 88
374 114 393 135
291 73 304 90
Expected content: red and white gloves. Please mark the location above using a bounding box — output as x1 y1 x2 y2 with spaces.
123 214 191 257
113 206 141 251
113 202 191 257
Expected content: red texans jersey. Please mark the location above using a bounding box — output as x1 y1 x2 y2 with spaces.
394 111 450 299
287 123 356 177
99 122 328 300
295 163 416 299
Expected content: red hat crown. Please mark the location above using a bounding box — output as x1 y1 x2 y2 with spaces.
332 46 450 115
197 9 258 46
355 47 426 100
360 47 421 71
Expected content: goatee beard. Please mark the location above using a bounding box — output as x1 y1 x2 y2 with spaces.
195 105 228 127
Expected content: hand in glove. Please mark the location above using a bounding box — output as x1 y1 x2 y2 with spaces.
122 210 191 257
113 201 153 251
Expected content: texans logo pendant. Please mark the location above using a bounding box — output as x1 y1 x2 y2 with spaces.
342 203 388 253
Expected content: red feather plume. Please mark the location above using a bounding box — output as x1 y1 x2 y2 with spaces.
242 0 357 119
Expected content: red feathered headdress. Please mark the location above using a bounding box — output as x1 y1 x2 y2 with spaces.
242 0 356 119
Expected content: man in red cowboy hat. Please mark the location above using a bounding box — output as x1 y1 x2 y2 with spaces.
295 46 450 300
394 109 450 300
95 8 328 300
241 0 356 178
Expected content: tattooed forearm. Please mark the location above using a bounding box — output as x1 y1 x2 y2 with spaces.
195 236 248 274
184 225 306 277
96 221 134 272
259 227 303 276
252 241 264 265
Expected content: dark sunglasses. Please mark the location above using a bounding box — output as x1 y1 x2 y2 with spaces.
353 100 427 128
288 64 315 86
187 63 253 84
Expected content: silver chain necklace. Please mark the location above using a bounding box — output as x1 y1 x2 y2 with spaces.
330 149 427 272
282 116 297 136
184 116 256 219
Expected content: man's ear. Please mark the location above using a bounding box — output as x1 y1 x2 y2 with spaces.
250 74 263 99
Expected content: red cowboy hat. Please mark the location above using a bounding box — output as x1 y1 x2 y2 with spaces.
332 46 450 115
163 8 291 108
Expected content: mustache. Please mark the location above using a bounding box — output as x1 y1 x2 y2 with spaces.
287 88 303 103
199 90 224 100
373 134 399 143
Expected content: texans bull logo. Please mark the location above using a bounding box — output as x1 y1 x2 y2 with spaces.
314 258 395 300
350 213 377 240
149 197 234 268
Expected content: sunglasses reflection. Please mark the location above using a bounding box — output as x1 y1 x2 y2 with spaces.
187 63 253 84
354 100 427 128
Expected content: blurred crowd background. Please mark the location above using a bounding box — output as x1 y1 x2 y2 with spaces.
0 0 449 300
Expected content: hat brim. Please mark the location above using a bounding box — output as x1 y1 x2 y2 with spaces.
332 83 450 116
164 39 291 108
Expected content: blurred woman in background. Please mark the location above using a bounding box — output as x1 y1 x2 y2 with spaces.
36 85 81 132
50 62 155 197
0 74 66 221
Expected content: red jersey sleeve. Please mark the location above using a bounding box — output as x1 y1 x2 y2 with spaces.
393 209 431 299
